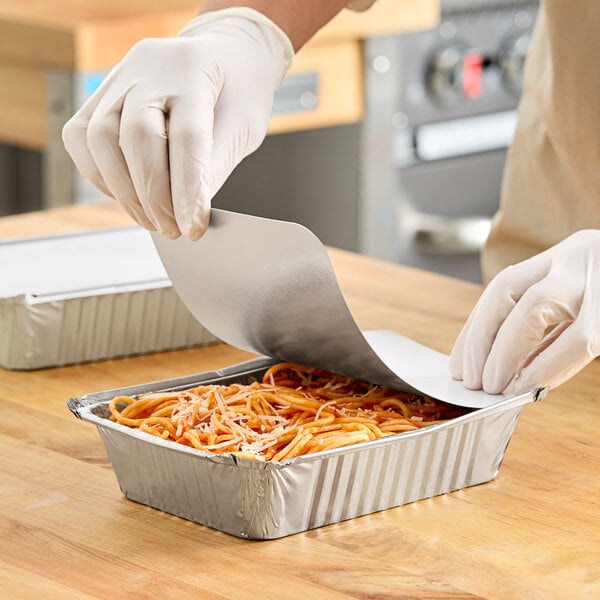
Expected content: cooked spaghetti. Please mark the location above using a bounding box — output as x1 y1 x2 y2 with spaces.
109 362 465 461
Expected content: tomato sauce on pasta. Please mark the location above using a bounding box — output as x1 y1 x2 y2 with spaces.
109 362 465 461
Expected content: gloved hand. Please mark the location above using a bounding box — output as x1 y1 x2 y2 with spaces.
450 229 600 395
62 8 293 240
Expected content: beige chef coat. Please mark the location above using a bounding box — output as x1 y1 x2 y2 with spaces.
350 0 600 283
482 0 600 281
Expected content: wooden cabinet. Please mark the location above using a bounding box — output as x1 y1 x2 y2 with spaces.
1 0 438 148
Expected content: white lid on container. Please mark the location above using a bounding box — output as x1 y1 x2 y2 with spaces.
0 227 168 299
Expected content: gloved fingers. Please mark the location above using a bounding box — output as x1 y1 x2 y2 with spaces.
120 95 180 238
481 278 577 393
502 318 596 395
86 99 158 232
168 93 217 241
450 253 551 390
62 110 113 199
61 66 126 201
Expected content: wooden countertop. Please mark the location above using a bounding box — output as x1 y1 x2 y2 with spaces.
1 203 599 599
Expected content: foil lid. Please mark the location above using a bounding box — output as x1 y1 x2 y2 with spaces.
152 209 503 408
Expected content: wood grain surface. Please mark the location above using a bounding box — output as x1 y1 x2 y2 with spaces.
1 203 598 599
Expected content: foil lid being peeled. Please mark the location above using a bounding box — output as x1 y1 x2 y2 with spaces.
152 209 505 408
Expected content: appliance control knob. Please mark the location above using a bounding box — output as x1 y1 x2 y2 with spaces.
426 44 484 105
498 32 532 94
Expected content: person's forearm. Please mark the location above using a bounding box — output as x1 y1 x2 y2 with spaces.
199 0 349 51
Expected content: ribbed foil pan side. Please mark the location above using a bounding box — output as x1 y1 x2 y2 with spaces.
0 286 218 370
72 360 532 540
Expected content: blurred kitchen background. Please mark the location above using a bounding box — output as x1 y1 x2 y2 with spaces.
0 0 537 283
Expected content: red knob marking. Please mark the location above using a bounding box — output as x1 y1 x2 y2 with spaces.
462 53 483 98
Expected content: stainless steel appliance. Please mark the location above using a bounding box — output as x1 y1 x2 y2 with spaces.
215 1 538 283
359 0 538 282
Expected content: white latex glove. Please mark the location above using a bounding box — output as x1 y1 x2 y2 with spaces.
62 8 293 240
450 229 600 395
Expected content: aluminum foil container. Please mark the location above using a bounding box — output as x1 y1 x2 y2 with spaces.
0 227 218 369
69 357 538 540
